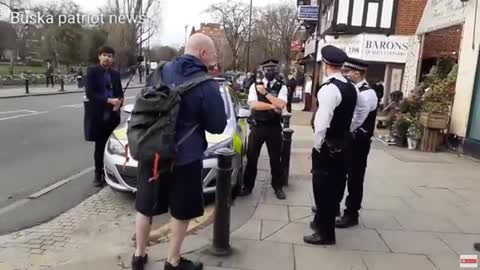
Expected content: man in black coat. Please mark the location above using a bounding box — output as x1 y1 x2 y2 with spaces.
84 46 124 187
286 75 297 113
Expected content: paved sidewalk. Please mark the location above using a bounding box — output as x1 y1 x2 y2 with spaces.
1 106 480 270
0 78 145 98
0 84 83 98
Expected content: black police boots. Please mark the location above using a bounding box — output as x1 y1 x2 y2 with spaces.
274 188 286 200
335 214 359 228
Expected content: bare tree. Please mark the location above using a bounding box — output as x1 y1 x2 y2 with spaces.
271 3 297 77
101 0 162 70
207 1 251 70
250 3 296 76
105 0 161 50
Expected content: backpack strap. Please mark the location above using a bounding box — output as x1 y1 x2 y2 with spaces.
172 74 213 146
176 123 200 147
176 74 214 96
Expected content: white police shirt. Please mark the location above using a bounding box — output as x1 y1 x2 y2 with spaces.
314 73 370 151
354 80 379 126
248 78 289 104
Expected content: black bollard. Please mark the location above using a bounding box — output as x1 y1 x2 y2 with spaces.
282 113 292 129
210 148 235 256
281 128 294 186
60 78 65 92
25 79 29 94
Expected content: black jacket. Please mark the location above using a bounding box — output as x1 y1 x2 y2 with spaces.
84 65 123 142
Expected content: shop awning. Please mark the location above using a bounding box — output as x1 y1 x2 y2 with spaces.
416 0 467 35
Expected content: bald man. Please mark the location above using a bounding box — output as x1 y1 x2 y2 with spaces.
132 33 227 270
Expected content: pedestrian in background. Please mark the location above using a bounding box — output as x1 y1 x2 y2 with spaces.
83 46 123 187
45 61 54 88
303 75 313 111
287 75 297 113
138 64 145 84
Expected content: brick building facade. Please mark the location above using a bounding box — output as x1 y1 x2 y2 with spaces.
394 0 428 35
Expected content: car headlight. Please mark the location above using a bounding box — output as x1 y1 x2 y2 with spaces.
107 136 126 156
204 137 234 159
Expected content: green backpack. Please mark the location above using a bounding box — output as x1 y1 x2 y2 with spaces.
126 63 213 180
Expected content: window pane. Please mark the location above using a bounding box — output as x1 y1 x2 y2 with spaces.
366 2 379 27
381 0 394 28
352 0 365 26
337 0 350 24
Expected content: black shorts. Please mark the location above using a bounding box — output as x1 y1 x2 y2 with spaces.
135 159 204 220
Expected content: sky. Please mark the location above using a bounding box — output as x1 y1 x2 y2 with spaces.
16 0 293 48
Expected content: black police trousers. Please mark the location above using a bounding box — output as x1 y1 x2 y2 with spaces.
337 135 372 218
243 124 283 192
312 144 347 241
94 134 110 176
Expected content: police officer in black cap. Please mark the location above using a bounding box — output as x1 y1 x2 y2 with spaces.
240 59 289 200
304 46 370 245
335 58 379 228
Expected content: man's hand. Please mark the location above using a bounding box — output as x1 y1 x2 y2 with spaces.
113 99 123 111
108 98 122 108
256 84 267 96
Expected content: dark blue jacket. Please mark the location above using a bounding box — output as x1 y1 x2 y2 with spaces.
149 55 227 165
84 65 123 142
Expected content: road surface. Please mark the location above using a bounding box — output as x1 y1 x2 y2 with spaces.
0 89 140 235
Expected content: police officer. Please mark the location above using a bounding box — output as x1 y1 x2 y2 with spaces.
240 59 289 200
304 46 370 245
335 58 379 228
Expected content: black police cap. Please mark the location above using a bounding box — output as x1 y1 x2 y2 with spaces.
261 59 280 67
344 57 369 71
320 45 348 66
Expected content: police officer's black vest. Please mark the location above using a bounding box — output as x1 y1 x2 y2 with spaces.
251 81 283 126
321 78 357 145
358 82 377 138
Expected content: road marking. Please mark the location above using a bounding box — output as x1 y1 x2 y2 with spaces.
125 96 136 100
0 111 48 121
59 104 83 108
0 167 95 217
0 199 29 216
0 110 37 115
29 167 94 199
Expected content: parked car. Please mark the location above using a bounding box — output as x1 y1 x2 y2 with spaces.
103 79 251 195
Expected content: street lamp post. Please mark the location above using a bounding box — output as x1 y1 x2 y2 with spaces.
310 1 323 111
245 0 253 74
185 24 189 46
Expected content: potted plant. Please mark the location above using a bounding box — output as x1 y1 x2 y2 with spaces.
419 60 458 129
407 123 423 150
391 113 411 147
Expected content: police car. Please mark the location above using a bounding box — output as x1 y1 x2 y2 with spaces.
103 78 250 194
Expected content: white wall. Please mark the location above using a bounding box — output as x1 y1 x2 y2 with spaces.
401 35 422 97
450 1 480 137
